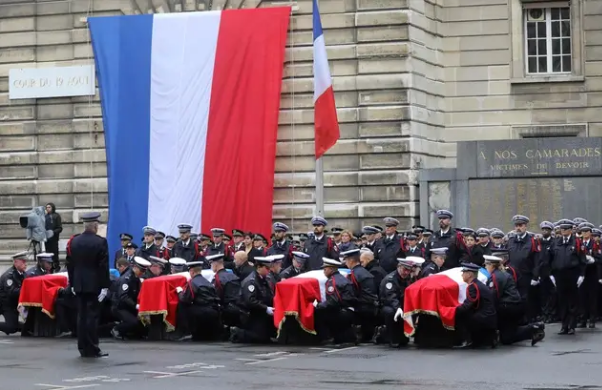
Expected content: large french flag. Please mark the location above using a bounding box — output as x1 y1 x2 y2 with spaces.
88 9 290 255
312 0 340 159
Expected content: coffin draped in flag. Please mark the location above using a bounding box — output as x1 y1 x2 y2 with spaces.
403 267 489 336
88 9 290 256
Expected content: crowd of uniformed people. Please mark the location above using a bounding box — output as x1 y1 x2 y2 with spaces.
0 209 600 355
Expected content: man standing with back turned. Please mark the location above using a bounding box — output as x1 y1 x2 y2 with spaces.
66 212 110 358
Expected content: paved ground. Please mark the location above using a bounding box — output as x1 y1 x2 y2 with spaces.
1 325 602 390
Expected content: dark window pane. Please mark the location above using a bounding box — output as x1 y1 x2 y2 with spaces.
539 39 547 55
552 21 560 37
528 39 536 55
539 56 548 73
537 22 546 38
560 7 570 19
551 8 560 19
562 55 571 72
562 38 571 54
552 56 561 72
551 39 560 55
561 21 571 37
528 57 537 73
527 22 536 38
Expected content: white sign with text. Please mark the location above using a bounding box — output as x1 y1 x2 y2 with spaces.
9 65 95 99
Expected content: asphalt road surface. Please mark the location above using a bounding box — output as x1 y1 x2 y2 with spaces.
1 326 601 390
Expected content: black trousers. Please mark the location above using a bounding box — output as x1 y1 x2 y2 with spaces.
46 239 60 272
554 268 580 330
55 296 78 334
222 305 242 328
382 306 409 346
455 310 496 345
314 306 355 344
540 276 558 320
579 265 598 322
497 303 533 345
176 303 221 340
234 311 275 343
516 273 538 321
114 308 145 337
76 293 101 357
354 305 378 342
0 306 21 335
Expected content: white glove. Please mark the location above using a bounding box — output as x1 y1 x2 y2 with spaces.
266 307 274 315
393 308 403 322
70 287 76 296
550 276 556 287
312 299 318 307
176 286 183 293
599 279 602 285
97 288 108 302
577 276 585 288
135 304 140 310
587 255 595 264
530 279 539 286
140 278 144 283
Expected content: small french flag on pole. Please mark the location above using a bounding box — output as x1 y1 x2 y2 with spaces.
312 0 340 160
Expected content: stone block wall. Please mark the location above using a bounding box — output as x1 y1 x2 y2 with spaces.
0 0 426 254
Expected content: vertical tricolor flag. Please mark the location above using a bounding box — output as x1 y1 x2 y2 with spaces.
88 9 290 256
313 0 340 159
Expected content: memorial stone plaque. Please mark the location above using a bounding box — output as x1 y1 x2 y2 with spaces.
458 137 602 178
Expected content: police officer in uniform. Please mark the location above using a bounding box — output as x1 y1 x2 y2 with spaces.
110 257 149 340
280 251 308 280
169 258 188 274
359 248 387 293
0 251 28 335
304 217 336 271
428 210 462 270
136 226 161 260
538 221 557 323
377 218 403 273
420 248 446 278
230 257 277 343
174 260 221 340
376 257 422 347
66 211 110 358
484 255 544 346
209 253 244 330
25 252 53 277
207 228 233 268
172 224 201 263
267 222 293 269
114 233 133 267
454 263 497 348
577 222 600 328
313 258 357 345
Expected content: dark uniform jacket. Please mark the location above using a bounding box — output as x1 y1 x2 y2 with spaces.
487 268 521 305
247 247 266 264
379 270 410 311
478 242 493 256
456 279 497 329
428 228 463 270
304 235 336 271
25 265 47 277
234 262 254 281
506 233 541 280
419 262 440 279
0 266 25 310
172 239 200 263
135 243 161 261
213 269 242 308
112 271 141 313
67 231 110 295
364 261 387 294
402 245 425 259
374 236 402 273
114 248 128 267
547 235 586 275
581 238 601 278
459 245 485 267
316 271 356 310
538 237 554 278
207 241 233 268
280 265 302 280
178 274 218 308
241 271 275 314
267 240 293 269
348 264 378 311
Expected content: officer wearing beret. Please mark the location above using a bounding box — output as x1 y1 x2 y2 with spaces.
267 222 294 269
377 217 404 273
114 233 133 267
0 251 28 335
303 217 336 271
66 211 110 358
428 210 462 271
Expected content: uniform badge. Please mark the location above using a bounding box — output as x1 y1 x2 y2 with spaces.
327 286 334 293
385 282 392 290
489 282 494 288
122 284 129 291
6 279 12 287
248 285 255 292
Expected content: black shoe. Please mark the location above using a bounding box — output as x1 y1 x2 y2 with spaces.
558 328 568 335
576 321 587 328
94 352 109 358
453 341 473 349
228 327 241 343
371 326 383 345
491 331 499 349
589 321 596 329
110 328 123 340
567 328 575 335
531 330 545 346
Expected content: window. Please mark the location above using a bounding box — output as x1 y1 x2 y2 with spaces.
524 6 571 74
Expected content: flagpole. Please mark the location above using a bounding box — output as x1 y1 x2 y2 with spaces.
316 157 324 217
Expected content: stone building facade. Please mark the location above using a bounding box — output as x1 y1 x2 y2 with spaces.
0 0 599 254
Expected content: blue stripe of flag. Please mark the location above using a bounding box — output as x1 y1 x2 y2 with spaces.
312 0 323 41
